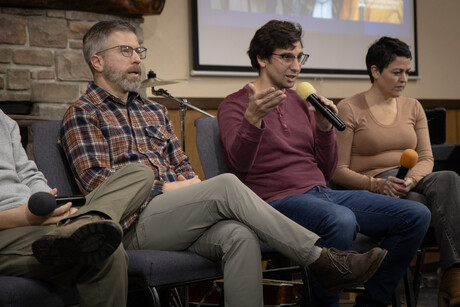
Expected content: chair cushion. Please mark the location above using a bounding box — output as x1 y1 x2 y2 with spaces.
0 251 222 306
0 276 79 307
127 250 222 287
32 120 81 195
194 117 229 179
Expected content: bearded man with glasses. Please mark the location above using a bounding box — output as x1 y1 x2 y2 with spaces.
218 19 431 307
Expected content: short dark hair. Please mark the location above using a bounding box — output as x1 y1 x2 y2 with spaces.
247 20 303 72
366 36 412 83
83 20 137 72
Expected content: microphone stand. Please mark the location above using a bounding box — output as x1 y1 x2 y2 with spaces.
358 0 365 21
151 87 215 152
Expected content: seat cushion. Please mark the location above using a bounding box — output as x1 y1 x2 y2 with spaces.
0 276 79 307
0 251 223 306
127 250 222 287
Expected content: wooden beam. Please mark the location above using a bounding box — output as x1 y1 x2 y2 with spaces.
0 0 166 16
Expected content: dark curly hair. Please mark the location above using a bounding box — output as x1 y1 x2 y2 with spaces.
247 20 303 72
366 36 412 83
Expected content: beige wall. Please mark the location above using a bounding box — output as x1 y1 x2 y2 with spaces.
141 0 460 100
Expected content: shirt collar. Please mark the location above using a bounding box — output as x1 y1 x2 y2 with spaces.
87 82 143 106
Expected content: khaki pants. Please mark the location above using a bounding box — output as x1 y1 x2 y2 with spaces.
0 164 154 307
125 173 320 307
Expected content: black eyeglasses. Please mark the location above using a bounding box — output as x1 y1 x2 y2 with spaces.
96 45 147 59
272 53 310 65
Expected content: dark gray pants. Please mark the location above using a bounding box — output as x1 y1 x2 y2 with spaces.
377 169 460 272
414 170 460 271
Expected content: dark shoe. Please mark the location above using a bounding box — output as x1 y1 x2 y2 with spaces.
32 216 122 266
309 247 387 295
439 267 460 307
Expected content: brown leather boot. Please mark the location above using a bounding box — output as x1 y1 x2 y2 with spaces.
308 247 387 295
439 266 460 307
32 216 122 266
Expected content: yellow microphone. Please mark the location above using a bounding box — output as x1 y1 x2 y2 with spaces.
296 82 346 131
396 149 419 179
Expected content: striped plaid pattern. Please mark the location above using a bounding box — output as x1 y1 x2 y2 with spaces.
60 82 195 229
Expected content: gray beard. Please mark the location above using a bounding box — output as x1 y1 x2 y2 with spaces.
118 78 141 92
105 67 141 92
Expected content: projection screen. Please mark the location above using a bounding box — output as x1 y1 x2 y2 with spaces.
191 0 418 78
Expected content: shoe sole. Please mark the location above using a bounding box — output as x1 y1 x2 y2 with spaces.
324 249 388 295
32 221 122 266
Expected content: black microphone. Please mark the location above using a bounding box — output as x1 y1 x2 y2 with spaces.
396 149 418 179
28 193 87 216
296 82 346 131
28 192 56 216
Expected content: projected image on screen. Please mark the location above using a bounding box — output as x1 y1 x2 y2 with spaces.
209 0 402 23
340 0 403 23
191 0 417 78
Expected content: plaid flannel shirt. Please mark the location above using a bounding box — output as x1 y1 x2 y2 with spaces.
60 82 195 230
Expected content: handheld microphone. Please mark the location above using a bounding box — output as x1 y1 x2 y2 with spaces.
396 149 418 179
28 192 56 216
28 193 86 216
296 82 346 131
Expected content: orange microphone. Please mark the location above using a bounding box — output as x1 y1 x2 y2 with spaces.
396 149 418 179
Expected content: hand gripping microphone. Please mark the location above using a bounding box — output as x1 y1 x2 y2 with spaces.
396 149 419 179
28 192 56 216
28 192 86 216
296 82 346 131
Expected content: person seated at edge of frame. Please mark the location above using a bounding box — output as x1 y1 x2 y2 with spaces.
332 36 460 307
0 108 156 307
217 20 431 307
58 19 388 307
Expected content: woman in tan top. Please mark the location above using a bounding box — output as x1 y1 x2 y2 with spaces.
333 36 460 307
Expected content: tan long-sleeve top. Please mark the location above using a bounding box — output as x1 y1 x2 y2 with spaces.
332 92 434 194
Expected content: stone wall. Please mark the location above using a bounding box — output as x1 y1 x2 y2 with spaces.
0 7 144 119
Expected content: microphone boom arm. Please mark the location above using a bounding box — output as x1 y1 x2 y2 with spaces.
152 88 215 118
151 87 215 151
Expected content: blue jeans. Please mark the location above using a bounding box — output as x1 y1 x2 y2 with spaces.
270 186 431 306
